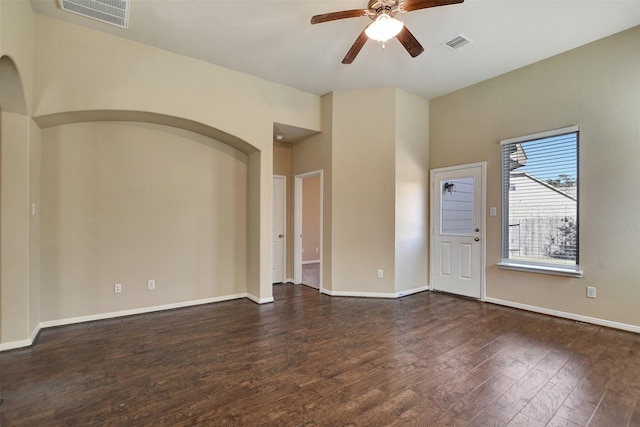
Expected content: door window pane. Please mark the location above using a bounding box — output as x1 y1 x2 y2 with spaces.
441 177 474 236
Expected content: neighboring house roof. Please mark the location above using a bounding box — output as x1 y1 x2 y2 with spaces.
509 143 528 170
510 171 577 202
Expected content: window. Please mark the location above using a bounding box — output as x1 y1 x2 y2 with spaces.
499 126 582 277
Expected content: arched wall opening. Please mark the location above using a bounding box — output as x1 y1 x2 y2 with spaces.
34 110 262 324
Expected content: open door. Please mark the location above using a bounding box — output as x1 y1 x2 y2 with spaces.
294 170 323 291
430 163 486 299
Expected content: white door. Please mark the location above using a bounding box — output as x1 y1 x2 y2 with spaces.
430 163 485 299
272 175 286 283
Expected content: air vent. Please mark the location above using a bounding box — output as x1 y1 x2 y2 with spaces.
58 0 130 29
441 33 473 51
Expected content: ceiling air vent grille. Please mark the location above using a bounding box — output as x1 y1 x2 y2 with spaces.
441 34 473 51
58 0 130 29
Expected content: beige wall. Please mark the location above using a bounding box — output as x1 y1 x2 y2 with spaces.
292 94 333 291
1 0 40 346
29 118 41 336
430 26 640 327
331 88 397 294
32 15 320 149
1 0 34 114
1 112 31 342
395 90 429 294
29 14 321 308
293 90 429 296
40 121 248 320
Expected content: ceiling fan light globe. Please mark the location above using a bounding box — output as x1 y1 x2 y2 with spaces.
365 14 404 42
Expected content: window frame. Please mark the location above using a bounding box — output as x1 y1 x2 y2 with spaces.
497 125 583 278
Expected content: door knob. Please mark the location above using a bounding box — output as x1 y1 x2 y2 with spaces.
475 228 480 232
474 237 480 241
279 234 284 238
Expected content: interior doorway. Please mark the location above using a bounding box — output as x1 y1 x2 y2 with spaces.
294 170 323 290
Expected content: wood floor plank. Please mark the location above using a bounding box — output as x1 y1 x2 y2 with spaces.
587 389 636 427
506 412 546 427
553 373 607 425
434 373 517 425
519 354 588 424
545 414 583 426
2 284 640 426
482 368 552 423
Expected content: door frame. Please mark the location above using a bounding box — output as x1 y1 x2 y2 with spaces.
429 162 487 301
293 169 323 291
273 175 287 284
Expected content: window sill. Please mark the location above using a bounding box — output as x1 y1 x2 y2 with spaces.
497 261 583 278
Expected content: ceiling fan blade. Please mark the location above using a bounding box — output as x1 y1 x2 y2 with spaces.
311 9 367 24
395 26 425 58
342 29 369 64
402 0 464 12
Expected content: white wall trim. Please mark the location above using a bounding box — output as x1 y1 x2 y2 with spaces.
39 293 249 330
322 289 398 298
0 338 35 352
485 297 640 334
322 286 430 299
497 261 583 278
1 293 250 352
302 260 320 265
396 285 431 298
246 293 275 304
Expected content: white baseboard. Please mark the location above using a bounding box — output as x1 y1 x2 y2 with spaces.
322 289 397 298
39 293 249 330
321 285 430 299
396 285 431 297
246 293 275 304
1 293 250 352
302 260 320 265
0 322 44 351
0 338 34 352
485 297 640 334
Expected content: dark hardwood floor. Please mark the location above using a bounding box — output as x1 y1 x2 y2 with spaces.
2 284 639 426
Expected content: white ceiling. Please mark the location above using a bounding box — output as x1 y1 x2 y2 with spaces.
32 1 640 100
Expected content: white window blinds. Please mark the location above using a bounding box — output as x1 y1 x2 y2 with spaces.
501 126 579 267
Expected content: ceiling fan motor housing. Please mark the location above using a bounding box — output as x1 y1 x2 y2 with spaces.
368 0 400 19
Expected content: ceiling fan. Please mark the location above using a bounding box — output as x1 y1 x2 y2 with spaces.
311 0 464 64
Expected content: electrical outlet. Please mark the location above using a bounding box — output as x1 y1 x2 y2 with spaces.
586 286 596 299
114 283 122 294
377 269 384 279
147 279 156 290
